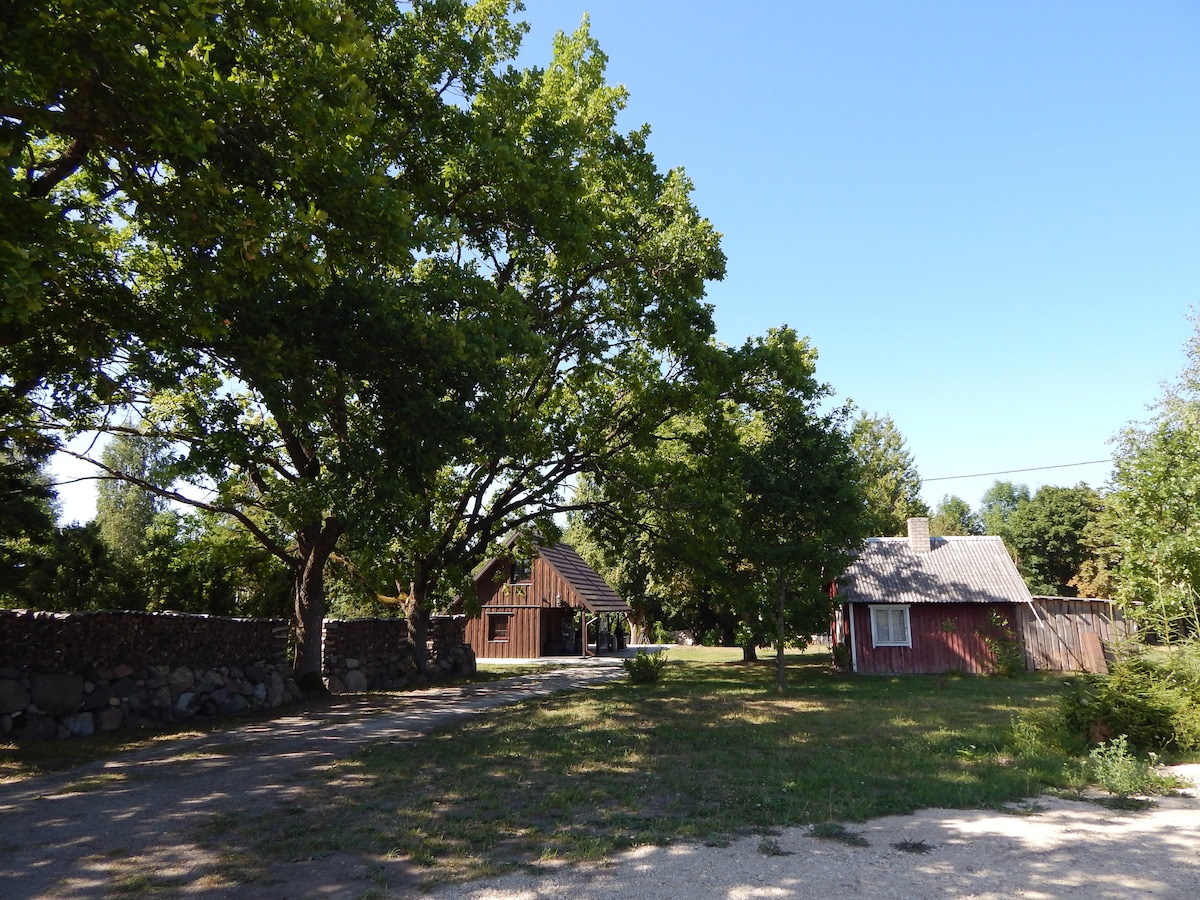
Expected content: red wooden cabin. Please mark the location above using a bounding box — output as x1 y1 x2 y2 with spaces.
466 542 631 659
832 517 1033 674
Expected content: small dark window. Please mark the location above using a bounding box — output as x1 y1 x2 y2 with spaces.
488 614 511 642
511 558 532 583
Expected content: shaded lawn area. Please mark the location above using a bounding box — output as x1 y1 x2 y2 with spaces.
207 647 1078 886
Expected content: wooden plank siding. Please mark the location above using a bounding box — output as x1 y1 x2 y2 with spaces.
465 558 582 659
1016 598 1134 674
851 602 1017 675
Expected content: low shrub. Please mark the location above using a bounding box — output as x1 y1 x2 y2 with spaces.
622 650 668 684
1054 647 1200 753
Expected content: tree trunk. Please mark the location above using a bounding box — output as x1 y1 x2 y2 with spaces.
293 516 343 691
406 565 433 672
775 572 787 693
741 643 758 662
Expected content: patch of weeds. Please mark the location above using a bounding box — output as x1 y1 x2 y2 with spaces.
51 772 128 794
199 812 238 837
807 823 869 847
1092 795 1155 811
757 838 791 856
110 871 189 897
1003 801 1045 816
1087 735 1177 797
207 849 280 886
891 839 934 854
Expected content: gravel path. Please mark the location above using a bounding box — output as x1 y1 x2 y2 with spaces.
426 768 1200 900
1 665 1197 900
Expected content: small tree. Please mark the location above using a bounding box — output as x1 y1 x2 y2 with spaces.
94 432 168 562
850 413 929 536
930 495 982 536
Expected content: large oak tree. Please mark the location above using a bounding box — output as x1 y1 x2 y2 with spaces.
4 2 726 682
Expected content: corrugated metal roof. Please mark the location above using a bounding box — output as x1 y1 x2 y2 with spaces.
841 536 1032 605
536 543 632 614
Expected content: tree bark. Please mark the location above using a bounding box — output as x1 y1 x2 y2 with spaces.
293 516 343 691
741 643 758 662
405 564 433 672
775 572 787 693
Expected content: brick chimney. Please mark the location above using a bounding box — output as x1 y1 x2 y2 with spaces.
907 517 931 553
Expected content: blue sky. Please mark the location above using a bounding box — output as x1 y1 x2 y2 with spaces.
517 0 1200 511
52 1 1200 523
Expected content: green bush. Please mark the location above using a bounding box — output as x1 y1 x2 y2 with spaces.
975 609 1025 677
623 650 669 684
831 642 851 671
1054 648 1200 753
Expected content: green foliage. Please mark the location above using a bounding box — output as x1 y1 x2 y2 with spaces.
1085 735 1174 797
979 480 1030 544
831 642 852 671
12 523 136 612
1053 648 1200 753
7 0 727 678
0 397 58 603
94 432 169 562
849 412 929 536
929 495 982 536
1109 315 1200 638
974 609 1026 677
622 650 669 684
568 329 869 683
1006 484 1101 597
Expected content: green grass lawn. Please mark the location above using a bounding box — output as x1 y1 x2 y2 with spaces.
209 647 1083 886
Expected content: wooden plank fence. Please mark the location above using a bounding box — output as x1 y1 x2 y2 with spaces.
1016 597 1135 674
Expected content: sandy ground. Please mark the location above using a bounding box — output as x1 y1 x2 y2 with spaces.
426 768 1200 900
1 660 1197 899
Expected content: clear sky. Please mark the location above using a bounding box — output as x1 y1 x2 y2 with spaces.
516 0 1200 511
51 1 1200 524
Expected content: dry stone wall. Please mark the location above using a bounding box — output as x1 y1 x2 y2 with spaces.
1 610 478 739
323 615 476 693
0 609 301 739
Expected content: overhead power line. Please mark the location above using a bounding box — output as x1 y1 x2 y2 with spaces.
924 459 1112 482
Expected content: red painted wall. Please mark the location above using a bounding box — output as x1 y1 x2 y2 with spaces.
849 602 1019 675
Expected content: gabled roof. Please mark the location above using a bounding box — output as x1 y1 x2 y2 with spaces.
841 536 1032 605
536 542 631 614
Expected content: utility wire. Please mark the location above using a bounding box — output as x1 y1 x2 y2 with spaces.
924 459 1111 482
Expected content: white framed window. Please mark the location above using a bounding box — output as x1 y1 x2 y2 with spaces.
870 605 911 647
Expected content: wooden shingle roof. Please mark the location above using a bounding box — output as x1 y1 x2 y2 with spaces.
536 543 631 614
841 536 1032 605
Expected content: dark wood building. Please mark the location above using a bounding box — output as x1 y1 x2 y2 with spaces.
465 542 632 659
